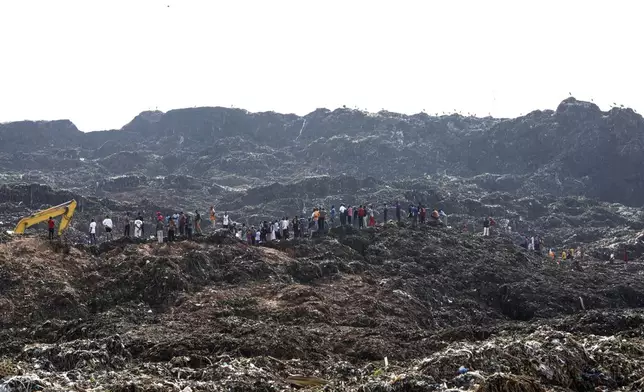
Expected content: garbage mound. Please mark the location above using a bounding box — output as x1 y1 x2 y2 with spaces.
1 225 644 391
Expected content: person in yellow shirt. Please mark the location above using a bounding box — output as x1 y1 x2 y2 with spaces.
562 250 567 260
311 208 320 235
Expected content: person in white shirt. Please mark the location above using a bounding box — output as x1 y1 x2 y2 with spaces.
102 215 114 241
223 213 230 228
273 221 280 240
89 219 97 244
134 216 143 238
281 217 289 239
339 204 347 226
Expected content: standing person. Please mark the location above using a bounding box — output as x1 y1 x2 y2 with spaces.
156 219 164 244
368 205 376 227
102 215 113 241
47 216 55 240
124 212 131 238
412 205 419 227
419 205 426 224
396 201 402 223
269 221 276 242
383 203 388 224
89 219 97 244
358 206 365 229
194 210 202 235
483 217 491 236
209 205 216 227
168 217 176 242
282 217 290 239
347 206 353 226
362 205 369 228
312 208 320 232
319 209 326 233
246 227 253 245
339 204 346 226
185 214 193 240
353 206 359 227
223 212 230 229
179 212 186 236
140 213 145 238
299 216 307 238
330 205 336 227
134 216 143 238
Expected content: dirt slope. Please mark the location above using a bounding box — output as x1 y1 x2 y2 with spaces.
1 226 644 391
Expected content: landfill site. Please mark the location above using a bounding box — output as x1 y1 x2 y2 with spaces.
1 97 644 391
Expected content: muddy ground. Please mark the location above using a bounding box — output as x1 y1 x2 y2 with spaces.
1 225 644 391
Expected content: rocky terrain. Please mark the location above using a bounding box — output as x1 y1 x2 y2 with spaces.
1 97 643 208
1 97 644 391
1 226 644 391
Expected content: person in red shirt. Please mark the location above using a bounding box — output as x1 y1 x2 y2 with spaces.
358 206 365 229
47 217 55 240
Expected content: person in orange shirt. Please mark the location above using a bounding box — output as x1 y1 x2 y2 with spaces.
209 206 216 227
311 208 320 235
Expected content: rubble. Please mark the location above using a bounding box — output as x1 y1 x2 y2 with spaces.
1 225 644 390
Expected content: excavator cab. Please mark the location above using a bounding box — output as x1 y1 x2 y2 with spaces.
13 200 77 237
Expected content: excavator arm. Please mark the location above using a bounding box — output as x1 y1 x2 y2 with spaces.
13 200 77 236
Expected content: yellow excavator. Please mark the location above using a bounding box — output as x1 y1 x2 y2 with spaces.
13 200 77 236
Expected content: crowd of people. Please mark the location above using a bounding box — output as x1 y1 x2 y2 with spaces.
80 202 453 245
72 202 598 265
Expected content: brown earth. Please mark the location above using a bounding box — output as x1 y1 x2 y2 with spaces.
1 225 644 391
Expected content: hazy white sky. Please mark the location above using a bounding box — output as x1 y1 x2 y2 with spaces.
0 0 641 131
